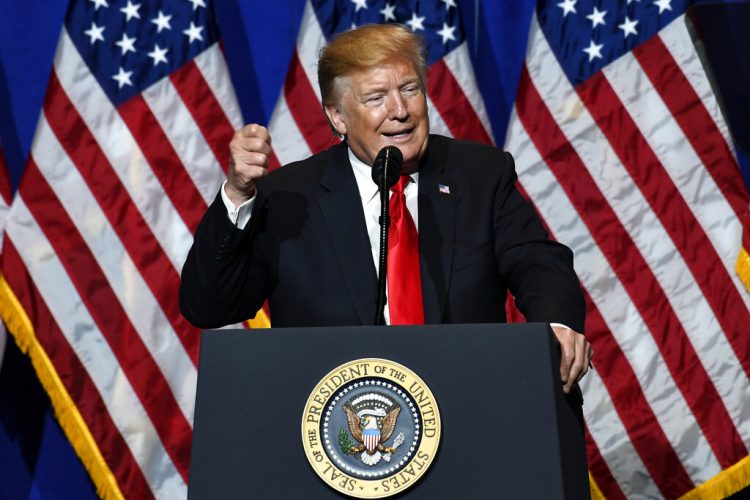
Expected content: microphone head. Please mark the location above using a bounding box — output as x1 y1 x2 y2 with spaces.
371 146 403 188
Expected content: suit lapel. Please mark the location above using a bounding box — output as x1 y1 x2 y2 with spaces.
318 143 378 325
418 136 456 323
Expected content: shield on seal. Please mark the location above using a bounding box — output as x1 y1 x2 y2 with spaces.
362 427 381 453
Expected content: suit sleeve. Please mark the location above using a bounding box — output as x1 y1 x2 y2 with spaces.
493 152 586 332
179 190 270 329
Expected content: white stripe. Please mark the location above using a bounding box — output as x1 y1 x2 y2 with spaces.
524 17 722 481
5 198 186 499
658 16 736 157
426 95 451 138
268 95 313 165
580 370 662 498
603 54 750 447
297 0 327 103
32 114 197 426
442 42 494 143
193 43 244 131
54 28 192 272
142 76 224 205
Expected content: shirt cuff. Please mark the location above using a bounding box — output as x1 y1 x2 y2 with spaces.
220 180 255 229
549 322 572 331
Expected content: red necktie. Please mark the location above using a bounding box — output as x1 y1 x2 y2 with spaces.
388 175 424 325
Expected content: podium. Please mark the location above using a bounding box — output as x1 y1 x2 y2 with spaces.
188 323 589 499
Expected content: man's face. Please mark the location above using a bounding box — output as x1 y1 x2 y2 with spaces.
324 59 429 173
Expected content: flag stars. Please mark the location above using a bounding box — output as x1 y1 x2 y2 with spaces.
151 11 172 33
406 12 425 32
441 0 457 10
618 16 639 37
115 33 137 55
112 67 133 88
380 2 396 21
351 0 367 12
120 1 141 21
654 0 672 14
84 22 105 44
183 21 204 43
147 44 169 66
187 0 206 10
586 6 607 28
88 0 108 10
583 40 604 62
557 0 577 17
437 22 456 44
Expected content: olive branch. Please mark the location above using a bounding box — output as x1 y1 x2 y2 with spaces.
338 428 355 454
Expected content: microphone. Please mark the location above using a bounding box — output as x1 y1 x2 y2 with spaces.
371 146 403 189
372 146 403 325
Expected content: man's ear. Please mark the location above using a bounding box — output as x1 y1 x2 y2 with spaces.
324 104 347 137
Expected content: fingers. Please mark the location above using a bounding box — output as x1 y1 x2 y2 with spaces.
551 325 593 394
226 124 272 204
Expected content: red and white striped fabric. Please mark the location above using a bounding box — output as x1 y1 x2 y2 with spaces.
506 12 750 499
0 5 246 499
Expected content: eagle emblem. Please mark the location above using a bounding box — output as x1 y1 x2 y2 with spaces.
339 392 405 466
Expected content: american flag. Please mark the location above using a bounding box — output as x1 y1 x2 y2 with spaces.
0 0 259 497
505 0 750 498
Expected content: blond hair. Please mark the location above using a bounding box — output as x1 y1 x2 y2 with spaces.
317 23 426 107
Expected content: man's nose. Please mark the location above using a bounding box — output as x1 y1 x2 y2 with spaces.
387 92 408 120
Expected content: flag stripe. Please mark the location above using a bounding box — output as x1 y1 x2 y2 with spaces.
426 58 493 145
584 425 627 500
284 50 337 154
297 0 326 103
268 94 313 165
577 73 750 433
117 94 206 234
32 110 198 418
44 72 201 365
193 44 244 132
515 62 723 481
5 195 186 497
169 60 234 175
54 29 194 273
142 75 223 205
1 239 155 500
19 164 193 482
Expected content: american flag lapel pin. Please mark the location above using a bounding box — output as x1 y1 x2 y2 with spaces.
438 183 450 194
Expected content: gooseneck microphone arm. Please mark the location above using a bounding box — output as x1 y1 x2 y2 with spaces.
372 146 403 325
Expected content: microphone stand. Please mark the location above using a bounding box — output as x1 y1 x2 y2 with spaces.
374 157 391 326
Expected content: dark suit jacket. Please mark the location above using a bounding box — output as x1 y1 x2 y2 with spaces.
179 135 585 330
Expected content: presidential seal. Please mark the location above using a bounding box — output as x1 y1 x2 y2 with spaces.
301 358 441 498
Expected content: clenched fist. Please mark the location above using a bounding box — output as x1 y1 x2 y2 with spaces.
225 124 272 206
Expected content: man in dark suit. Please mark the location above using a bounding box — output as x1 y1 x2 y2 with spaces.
180 24 593 393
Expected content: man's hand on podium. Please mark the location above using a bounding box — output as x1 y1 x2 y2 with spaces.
551 324 594 394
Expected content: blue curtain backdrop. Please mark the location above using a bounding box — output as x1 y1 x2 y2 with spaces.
0 0 748 498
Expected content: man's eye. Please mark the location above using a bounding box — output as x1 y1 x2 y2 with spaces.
366 96 384 105
402 86 419 96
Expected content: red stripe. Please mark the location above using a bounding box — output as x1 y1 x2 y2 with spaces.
19 161 192 482
634 36 749 219
0 146 11 203
169 60 234 175
426 59 492 145
45 72 201 364
517 66 745 474
284 50 338 154
578 71 750 413
583 289 693 497
117 94 206 234
1 239 155 499
584 428 626 500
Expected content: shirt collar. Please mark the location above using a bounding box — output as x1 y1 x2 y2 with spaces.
348 147 419 203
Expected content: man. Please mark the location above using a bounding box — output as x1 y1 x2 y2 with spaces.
180 24 593 393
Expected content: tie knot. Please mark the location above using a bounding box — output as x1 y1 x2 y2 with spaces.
392 175 411 194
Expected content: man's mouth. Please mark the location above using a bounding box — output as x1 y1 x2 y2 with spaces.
382 127 414 140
